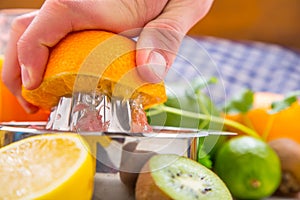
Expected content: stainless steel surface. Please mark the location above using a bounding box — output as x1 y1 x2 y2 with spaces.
46 96 73 131
46 92 133 132
110 97 131 132
0 123 231 173
0 122 236 138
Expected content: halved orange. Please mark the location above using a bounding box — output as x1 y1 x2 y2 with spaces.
0 133 95 199
22 30 167 110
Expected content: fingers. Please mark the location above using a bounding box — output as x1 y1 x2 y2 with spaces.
2 0 213 114
16 0 75 90
2 11 39 113
136 0 214 83
136 27 180 83
15 0 167 90
3 0 167 113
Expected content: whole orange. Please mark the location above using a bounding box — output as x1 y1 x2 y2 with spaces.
0 55 49 122
225 92 300 143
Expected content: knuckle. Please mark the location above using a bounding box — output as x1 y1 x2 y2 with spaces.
17 36 30 52
147 20 184 44
10 15 31 33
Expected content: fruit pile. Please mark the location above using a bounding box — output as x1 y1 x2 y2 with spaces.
222 91 300 198
148 82 300 199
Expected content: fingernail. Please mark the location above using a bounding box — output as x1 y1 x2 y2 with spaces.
21 64 31 88
147 51 167 80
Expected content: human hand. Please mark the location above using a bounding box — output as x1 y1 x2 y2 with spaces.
2 0 213 113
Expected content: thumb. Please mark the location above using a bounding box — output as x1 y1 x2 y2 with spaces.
136 0 213 83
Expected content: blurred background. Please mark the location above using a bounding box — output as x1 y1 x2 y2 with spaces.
189 0 300 50
1 0 300 50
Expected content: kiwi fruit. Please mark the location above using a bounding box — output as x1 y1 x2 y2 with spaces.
269 138 300 196
135 154 232 200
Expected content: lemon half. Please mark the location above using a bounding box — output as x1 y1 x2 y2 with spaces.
0 133 95 199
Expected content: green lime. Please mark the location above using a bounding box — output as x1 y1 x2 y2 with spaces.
214 136 281 199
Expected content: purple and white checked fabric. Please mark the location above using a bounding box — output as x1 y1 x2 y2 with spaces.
0 9 33 54
166 36 300 103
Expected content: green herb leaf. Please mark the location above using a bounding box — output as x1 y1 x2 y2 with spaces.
223 89 254 114
148 76 221 129
186 76 218 99
197 151 213 169
197 137 213 168
270 90 300 114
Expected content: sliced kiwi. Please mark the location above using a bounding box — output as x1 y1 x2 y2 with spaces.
135 154 232 200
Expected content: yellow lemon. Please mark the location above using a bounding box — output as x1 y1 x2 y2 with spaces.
0 133 95 199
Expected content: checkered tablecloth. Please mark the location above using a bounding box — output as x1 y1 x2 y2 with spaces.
166 36 300 104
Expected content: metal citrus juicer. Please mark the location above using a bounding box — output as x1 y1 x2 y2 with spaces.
0 36 235 175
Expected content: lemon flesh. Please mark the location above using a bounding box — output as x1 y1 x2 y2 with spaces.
0 133 95 199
